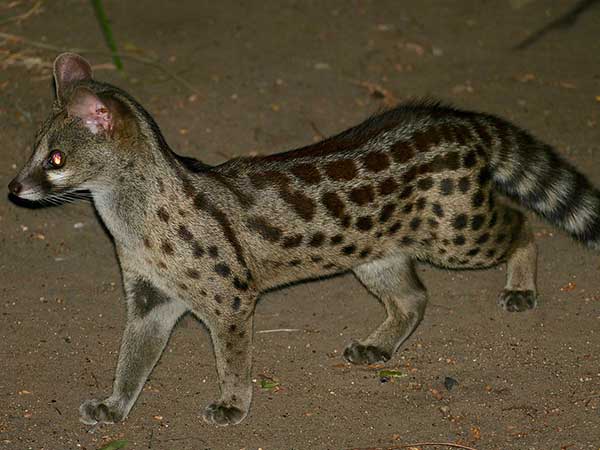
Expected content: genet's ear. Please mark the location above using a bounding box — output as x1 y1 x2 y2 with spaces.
67 87 113 135
53 53 92 104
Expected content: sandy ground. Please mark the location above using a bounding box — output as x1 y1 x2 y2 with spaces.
1 1 600 449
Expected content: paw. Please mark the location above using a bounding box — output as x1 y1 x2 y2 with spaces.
203 401 246 426
79 398 125 425
343 340 391 365
498 289 537 312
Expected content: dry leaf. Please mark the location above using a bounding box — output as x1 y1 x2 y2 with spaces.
471 425 482 440
515 73 536 83
429 388 443 400
559 81 576 89
354 81 398 107
560 281 576 292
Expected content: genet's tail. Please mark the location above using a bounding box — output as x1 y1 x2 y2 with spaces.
484 116 600 248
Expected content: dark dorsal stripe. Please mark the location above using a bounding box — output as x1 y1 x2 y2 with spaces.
255 100 468 162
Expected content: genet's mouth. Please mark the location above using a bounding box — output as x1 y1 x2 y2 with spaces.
8 178 54 201
8 187 46 201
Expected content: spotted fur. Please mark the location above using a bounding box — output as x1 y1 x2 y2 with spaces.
9 53 599 427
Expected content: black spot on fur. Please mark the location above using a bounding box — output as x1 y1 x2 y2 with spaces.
215 263 231 277
379 178 398 196
452 214 468 230
388 222 402 235
342 244 356 255
232 297 241 311
330 234 344 245
161 241 174 255
208 246 219 258
132 279 170 317
283 234 303 248
463 150 477 168
409 217 422 231
186 269 200 279
467 248 480 256
309 232 325 247
489 211 498 228
471 214 485 231
476 233 490 244
192 242 204 258
178 225 193 241
472 190 485 208
363 152 390 172
478 166 491 184
432 202 444 217
399 185 413 199
247 216 282 242
379 203 396 223
440 178 454 195
356 216 374 231
349 185 375 206
417 177 434 191
453 235 466 245
458 176 470 193
401 236 414 245
233 277 249 291
322 192 346 220
416 197 427 210
157 207 170 223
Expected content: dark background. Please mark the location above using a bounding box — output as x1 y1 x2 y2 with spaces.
1 1 599 449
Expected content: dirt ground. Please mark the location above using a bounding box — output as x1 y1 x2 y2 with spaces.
1 1 600 449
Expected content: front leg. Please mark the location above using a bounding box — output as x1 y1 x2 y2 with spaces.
202 306 255 426
80 277 187 425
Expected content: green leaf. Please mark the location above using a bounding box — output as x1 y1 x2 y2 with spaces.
260 379 280 390
377 369 407 379
97 440 128 450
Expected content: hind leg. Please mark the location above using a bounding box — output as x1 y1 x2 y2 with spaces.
344 253 427 365
498 220 538 312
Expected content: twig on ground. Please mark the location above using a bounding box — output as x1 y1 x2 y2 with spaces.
350 443 478 450
309 120 326 139
0 31 200 94
0 0 43 26
257 328 301 334
147 429 153 450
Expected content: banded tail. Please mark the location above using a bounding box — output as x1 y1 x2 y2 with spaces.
484 116 600 248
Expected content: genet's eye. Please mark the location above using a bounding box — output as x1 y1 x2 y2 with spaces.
48 150 65 169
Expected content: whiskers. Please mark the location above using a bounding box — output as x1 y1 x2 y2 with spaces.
40 190 93 207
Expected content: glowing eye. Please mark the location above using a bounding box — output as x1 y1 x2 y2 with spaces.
48 150 65 168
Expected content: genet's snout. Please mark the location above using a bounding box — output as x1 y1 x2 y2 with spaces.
8 179 22 195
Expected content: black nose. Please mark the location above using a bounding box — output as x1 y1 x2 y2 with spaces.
8 179 22 195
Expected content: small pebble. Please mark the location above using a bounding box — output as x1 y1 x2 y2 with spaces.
444 376 458 391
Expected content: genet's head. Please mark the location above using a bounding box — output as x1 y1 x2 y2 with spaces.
8 53 138 202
